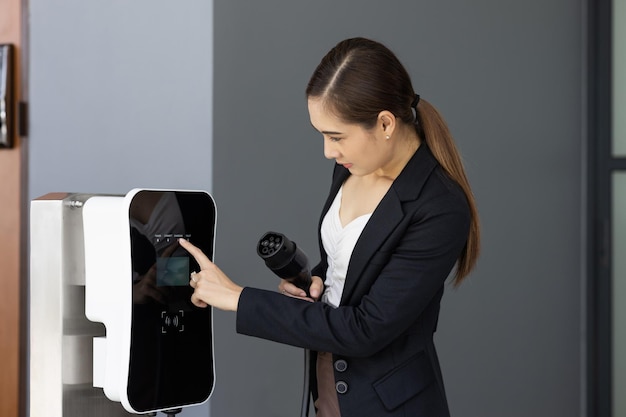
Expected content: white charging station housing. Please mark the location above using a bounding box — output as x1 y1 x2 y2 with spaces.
83 188 216 414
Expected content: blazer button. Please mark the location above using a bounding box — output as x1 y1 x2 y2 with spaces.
335 381 348 394
334 359 348 372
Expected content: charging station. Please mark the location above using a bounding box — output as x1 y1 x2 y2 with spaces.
30 189 216 416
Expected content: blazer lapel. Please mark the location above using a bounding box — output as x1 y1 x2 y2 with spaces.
340 191 404 305
339 145 439 305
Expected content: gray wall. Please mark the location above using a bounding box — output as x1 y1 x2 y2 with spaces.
27 0 585 416
212 1 583 417
28 0 214 198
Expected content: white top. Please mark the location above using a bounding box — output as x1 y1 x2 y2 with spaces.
320 186 372 308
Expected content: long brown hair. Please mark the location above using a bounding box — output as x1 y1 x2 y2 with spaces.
306 37 480 284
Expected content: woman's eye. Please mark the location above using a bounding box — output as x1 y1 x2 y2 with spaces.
329 136 341 142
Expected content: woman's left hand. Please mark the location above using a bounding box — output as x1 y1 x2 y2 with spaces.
178 238 243 311
278 275 324 302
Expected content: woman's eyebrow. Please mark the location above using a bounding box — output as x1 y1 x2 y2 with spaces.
310 123 343 135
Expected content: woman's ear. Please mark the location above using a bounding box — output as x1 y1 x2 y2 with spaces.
378 110 396 139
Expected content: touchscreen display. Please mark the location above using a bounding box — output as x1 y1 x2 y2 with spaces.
156 257 189 287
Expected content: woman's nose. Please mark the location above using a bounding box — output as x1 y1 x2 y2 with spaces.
323 140 339 160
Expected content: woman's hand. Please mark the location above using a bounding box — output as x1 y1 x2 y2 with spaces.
278 275 325 302
178 238 243 311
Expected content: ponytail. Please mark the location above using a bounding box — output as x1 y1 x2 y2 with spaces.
417 99 480 285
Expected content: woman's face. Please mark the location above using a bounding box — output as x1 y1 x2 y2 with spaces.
308 98 391 177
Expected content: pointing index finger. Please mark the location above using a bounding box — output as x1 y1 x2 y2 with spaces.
178 238 213 270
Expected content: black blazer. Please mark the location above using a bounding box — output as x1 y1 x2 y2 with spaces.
237 145 470 416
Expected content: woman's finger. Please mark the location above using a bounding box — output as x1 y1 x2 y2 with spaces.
178 238 213 270
190 291 209 308
309 276 325 300
279 280 307 298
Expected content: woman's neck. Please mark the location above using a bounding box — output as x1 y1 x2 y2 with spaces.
374 129 421 181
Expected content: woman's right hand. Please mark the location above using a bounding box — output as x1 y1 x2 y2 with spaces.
279 275 324 302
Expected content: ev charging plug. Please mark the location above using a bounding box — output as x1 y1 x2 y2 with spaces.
256 231 312 297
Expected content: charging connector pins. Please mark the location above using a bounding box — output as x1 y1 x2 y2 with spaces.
259 234 283 256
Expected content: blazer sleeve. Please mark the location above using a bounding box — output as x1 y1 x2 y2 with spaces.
236 180 470 357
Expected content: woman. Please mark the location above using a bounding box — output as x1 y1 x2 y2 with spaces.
179 37 480 417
